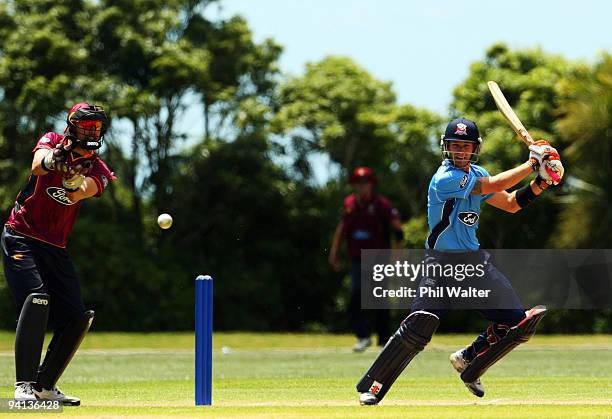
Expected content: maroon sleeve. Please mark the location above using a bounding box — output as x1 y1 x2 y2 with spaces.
88 158 117 197
33 132 62 152
377 195 400 222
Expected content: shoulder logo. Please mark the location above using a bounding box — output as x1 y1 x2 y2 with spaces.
39 136 51 143
101 175 108 188
458 211 479 226
459 174 469 188
454 123 468 136
46 187 76 206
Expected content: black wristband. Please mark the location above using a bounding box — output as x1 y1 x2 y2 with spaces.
515 184 538 208
534 175 549 190
394 229 405 242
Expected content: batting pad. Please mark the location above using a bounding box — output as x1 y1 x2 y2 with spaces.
356 310 439 402
461 306 547 383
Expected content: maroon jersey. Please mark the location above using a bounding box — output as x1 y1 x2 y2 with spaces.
342 193 400 258
6 132 115 248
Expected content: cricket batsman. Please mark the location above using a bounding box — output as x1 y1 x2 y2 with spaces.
356 117 564 405
2 103 115 405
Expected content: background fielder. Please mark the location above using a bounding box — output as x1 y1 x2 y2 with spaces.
329 167 404 352
2 103 114 406
356 117 564 405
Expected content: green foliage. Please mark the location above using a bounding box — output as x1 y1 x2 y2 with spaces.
554 54 612 247
273 56 398 175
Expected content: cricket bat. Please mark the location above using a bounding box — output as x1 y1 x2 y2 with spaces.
487 81 535 146
487 81 561 183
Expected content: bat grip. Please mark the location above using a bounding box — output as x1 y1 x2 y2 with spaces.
544 165 561 183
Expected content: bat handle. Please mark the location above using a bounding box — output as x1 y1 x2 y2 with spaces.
519 129 534 145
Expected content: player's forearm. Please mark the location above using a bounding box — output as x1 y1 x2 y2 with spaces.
390 218 405 247
329 222 344 256
67 177 98 203
31 149 51 175
484 162 532 193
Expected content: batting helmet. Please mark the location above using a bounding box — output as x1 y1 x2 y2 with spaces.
66 103 109 150
440 117 482 163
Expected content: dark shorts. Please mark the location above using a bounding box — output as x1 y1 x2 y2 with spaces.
410 250 525 326
2 226 84 330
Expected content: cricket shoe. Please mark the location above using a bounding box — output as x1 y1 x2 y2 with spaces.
353 337 372 352
34 386 81 406
14 382 37 401
450 348 485 397
359 392 379 405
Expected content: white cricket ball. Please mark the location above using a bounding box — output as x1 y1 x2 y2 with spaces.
157 213 173 229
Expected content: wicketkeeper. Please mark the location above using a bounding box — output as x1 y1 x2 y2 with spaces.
2 103 115 405
356 117 564 405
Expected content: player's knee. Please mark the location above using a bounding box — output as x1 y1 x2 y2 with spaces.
487 323 511 344
508 308 527 326
51 308 93 333
397 310 440 348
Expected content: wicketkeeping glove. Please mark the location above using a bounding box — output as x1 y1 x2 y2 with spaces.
42 143 92 176
42 143 70 172
62 174 86 192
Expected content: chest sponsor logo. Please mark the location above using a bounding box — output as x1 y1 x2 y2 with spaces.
459 175 469 189
46 187 76 206
458 211 479 226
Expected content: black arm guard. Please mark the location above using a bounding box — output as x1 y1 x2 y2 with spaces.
515 183 538 208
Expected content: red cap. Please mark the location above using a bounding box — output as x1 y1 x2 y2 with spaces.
349 166 377 184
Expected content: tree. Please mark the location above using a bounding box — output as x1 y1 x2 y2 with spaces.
273 56 397 178
0 0 95 211
554 54 612 247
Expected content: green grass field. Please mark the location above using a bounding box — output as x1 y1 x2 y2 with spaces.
0 332 610 418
